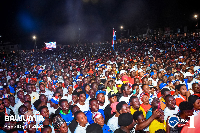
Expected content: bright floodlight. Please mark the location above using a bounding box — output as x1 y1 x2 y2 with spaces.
120 26 123 29
194 15 198 19
33 35 36 40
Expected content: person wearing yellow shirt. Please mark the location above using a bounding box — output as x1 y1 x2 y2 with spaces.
129 96 146 118
149 108 166 133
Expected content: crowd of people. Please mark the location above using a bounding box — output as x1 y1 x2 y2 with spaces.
0 35 200 133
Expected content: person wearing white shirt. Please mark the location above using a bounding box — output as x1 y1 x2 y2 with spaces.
164 95 179 121
119 84 132 104
74 111 89 133
107 101 130 132
76 91 89 112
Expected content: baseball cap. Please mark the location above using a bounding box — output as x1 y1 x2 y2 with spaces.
96 90 106 97
108 91 118 99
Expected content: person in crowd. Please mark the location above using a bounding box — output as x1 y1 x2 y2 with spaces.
188 95 200 116
129 96 146 118
86 123 103 133
164 95 179 121
119 84 132 103
114 113 136 133
86 98 105 124
92 112 112 133
107 101 130 132
74 111 89 133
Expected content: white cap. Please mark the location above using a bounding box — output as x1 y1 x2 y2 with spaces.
184 72 193 78
138 69 144 73
120 70 126 75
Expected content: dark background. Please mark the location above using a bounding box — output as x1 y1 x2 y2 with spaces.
0 0 199 48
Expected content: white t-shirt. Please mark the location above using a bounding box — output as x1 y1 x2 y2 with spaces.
74 123 89 133
77 103 89 112
107 115 119 132
164 105 179 121
119 95 131 104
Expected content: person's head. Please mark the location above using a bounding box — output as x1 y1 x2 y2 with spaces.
141 93 149 105
74 111 88 127
134 78 140 85
152 107 164 123
53 116 68 133
89 89 95 99
142 77 148 85
179 101 194 119
161 88 171 99
59 99 69 112
41 125 52 133
121 84 131 96
0 99 4 110
2 98 10 108
26 83 32 93
38 106 49 118
192 83 200 94
78 91 86 103
17 90 24 100
129 96 140 110
96 91 105 104
133 111 145 124
132 84 139 95
39 83 45 91
165 95 176 110
24 101 32 110
89 98 99 112
151 98 160 108
188 95 200 110
26 121 37 133
116 101 131 114
39 94 47 103
108 92 118 104
71 105 80 115
72 91 79 103
162 76 168 83
24 94 31 102
176 84 187 96
92 112 104 127
9 95 15 104
84 84 90 94
18 105 28 115
56 87 63 97
86 123 103 133
118 113 135 131
142 84 150 94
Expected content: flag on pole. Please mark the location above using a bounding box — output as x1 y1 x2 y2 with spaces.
112 28 116 50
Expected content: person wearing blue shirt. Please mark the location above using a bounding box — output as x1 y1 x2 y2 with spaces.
146 97 160 119
59 99 73 126
93 112 113 133
165 67 173 78
85 98 105 124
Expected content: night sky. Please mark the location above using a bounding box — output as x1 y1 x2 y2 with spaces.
0 0 199 48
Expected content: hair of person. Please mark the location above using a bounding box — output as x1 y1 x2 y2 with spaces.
132 111 143 121
33 99 41 109
175 84 186 91
72 90 79 96
116 101 127 112
74 111 83 120
161 88 170 95
59 99 68 106
179 101 194 113
38 106 48 113
26 83 31 87
86 123 103 133
129 96 138 103
18 105 28 114
89 98 97 104
141 84 148 89
164 94 173 101
121 84 128 92
132 84 139 88
41 125 51 133
78 91 86 97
